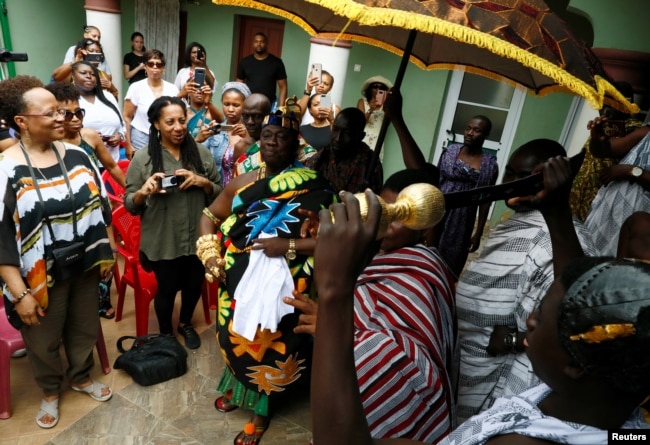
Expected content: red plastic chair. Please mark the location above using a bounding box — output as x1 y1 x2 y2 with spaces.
101 159 130 207
112 205 211 337
0 298 110 419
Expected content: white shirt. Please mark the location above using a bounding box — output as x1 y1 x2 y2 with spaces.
124 79 180 134
79 94 125 162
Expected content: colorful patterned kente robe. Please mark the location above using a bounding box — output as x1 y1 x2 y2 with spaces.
216 164 335 414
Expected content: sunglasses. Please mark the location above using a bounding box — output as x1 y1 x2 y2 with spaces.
62 108 86 122
371 83 388 90
146 61 165 68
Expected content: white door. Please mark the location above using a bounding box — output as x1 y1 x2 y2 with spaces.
433 70 526 183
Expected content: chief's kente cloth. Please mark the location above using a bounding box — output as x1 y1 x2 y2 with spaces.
217 163 335 397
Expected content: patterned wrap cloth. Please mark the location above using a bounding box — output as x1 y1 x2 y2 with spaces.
216 163 336 414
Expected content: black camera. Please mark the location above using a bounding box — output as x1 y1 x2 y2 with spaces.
84 52 104 63
0 49 28 62
157 175 184 189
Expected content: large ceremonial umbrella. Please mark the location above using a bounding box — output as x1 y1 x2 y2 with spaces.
211 0 636 113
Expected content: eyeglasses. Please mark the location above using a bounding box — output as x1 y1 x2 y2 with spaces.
371 83 388 90
242 113 265 122
18 109 67 120
146 61 165 68
62 108 86 122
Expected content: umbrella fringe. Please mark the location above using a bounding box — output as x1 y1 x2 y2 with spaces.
211 0 639 113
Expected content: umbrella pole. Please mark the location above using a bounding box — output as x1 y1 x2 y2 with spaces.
364 29 417 187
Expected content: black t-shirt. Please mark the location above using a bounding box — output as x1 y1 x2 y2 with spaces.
300 124 331 151
123 52 147 84
236 54 287 104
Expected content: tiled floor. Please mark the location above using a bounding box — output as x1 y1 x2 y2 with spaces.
0 282 313 445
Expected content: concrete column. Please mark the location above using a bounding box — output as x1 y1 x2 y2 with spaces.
305 36 351 110
85 0 123 101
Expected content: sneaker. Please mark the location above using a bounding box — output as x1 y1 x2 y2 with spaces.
178 324 201 349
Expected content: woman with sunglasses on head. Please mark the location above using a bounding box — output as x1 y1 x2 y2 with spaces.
0 76 114 429
123 49 180 159
357 76 393 153
71 61 126 162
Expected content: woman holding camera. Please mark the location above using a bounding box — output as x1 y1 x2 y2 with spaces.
124 96 221 349
0 76 114 428
201 82 251 186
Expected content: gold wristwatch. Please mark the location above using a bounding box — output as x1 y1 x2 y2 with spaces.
285 238 296 260
631 166 643 178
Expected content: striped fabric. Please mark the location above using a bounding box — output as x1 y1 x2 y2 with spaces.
585 130 650 256
0 143 113 308
455 210 595 422
440 384 650 445
354 245 457 443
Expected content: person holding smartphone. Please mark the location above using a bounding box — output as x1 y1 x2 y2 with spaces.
52 39 118 99
174 42 217 93
356 75 393 153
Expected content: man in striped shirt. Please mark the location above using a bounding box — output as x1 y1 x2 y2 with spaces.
455 139 596 422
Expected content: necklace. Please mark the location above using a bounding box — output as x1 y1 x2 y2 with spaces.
20 142 71 199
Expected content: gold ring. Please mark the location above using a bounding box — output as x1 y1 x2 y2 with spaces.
204 272 214 283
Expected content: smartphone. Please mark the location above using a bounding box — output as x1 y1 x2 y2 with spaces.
194 67 206 87
375 89 386 107
84 52 104 63
311 63 322 84
319 94 331 109
602 119 626 137
157 175 184 189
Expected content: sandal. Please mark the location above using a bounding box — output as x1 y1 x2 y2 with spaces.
233 418 269 445
71 380 112 402
36 398 59 429
215 390 238 413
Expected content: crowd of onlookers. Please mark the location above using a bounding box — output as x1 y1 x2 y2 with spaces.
0 22 649 445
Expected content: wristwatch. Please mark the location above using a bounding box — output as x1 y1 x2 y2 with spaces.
285 238 297 260
504 331 518 354
303 89 311 96
631 166 643 178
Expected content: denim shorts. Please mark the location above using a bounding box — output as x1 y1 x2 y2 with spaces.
130 126 150 151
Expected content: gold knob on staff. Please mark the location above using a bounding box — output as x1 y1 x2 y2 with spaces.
353 183 446 238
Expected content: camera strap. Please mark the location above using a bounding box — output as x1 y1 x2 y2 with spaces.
20 142 79 243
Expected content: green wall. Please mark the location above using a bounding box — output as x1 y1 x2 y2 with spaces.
569 0 650 52
5 0 86 82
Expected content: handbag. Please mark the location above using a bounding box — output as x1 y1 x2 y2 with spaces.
21 142 86 283
50 239 86 281
113 334 188 386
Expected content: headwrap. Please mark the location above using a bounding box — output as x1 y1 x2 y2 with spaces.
558 258 650 394
262 109 300 133
221 81 251 99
